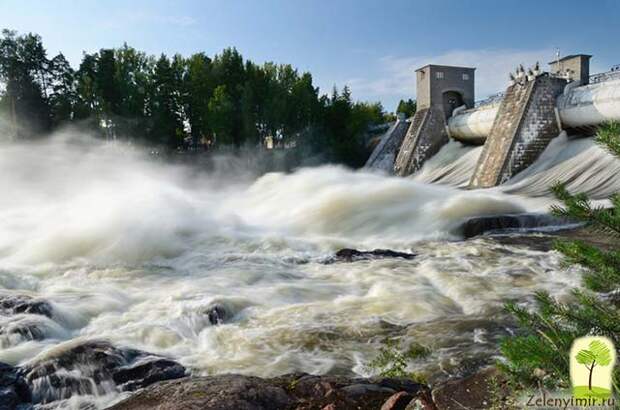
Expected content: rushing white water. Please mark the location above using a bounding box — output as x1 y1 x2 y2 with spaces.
0 131 612 408
412 140 483 187
412 133 620 200
501 134 620 198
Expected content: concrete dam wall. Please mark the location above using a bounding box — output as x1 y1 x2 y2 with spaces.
365 119 410 173
366 54 620 187
469 74 566 188
447 77 620 142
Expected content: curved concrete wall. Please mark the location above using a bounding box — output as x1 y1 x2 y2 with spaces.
447 103 499 144
557 79 620 128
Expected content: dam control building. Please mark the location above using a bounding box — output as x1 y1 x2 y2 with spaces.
393 64 475 176
366 53 620 187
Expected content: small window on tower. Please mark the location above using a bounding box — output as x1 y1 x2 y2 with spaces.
436 71 444 79
462 73 470 81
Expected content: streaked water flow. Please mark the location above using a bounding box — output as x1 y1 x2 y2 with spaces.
0 131 616 408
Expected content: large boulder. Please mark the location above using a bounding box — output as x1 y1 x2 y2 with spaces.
0 295 53 318
108 373 431 410
22 340 186 405
0 362 31 410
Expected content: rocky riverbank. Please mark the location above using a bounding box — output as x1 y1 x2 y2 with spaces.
1 221 604 410
106 367 514 410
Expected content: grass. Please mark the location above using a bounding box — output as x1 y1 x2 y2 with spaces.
572 386 612 399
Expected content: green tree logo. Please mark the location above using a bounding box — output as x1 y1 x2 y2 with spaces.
570 337 616 399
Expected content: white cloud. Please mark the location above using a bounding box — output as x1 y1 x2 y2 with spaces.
347 48 557 104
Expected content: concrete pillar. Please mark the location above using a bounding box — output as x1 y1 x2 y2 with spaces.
469 74 567 188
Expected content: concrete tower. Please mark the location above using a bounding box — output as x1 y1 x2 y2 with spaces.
415 64 476 117
393 64 476 176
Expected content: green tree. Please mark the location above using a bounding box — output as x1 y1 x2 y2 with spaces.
211 48 245 146
1 29 389 163
114 44 152 139
147 54 185 148
208 85 234 146
396 98 416 118
0 30 52 138
576 340 612 391
48 53 76 126
500 121 620 393
183 52 213 147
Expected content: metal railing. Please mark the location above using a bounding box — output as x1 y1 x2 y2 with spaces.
474 91 505 108
590 65 620 84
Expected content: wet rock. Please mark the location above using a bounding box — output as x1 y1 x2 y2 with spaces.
0 318 46 345
113 357 186 391
108 373 431 410
381 391 414 410
205 304 229 325
0 362 31 410
0 295 53 318
458 213 572 239
22 340 186 404
431 367 508 410
327 248 416 263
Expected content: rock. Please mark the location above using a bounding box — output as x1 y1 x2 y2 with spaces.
340 383 395 396
0 295 62 348
405 396 437 410
113 357 186 392
108 373 431 410
0 317 46 344
0 362 31 410
381 391 414 410
22 340 186 405
458 213 571 239
328 248 416 263
431 367 508 410
108 374 294 410
0 295 53 318
205 304 229 325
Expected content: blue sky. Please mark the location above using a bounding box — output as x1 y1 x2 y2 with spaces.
1 0 619 110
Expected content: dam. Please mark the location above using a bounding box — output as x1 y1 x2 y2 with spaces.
366 54 620 187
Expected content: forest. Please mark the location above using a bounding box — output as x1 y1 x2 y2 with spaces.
0 29 408 167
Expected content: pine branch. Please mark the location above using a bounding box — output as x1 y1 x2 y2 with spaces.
554 239 620 292
596 121 620 157
551 183 620 237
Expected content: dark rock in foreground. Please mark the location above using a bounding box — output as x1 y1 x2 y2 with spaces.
22 340 186 404
431 367 509 410
327 248 416 263
0 295 53 318
0 362 31 410
108 373 432 410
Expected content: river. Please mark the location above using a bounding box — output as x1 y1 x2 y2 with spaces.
0 132 618 408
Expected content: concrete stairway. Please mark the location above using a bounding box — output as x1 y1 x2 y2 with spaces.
469 74 567 188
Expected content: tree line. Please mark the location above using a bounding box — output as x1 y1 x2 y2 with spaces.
0 29 406 167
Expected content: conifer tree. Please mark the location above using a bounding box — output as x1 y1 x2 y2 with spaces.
501 121 620 392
